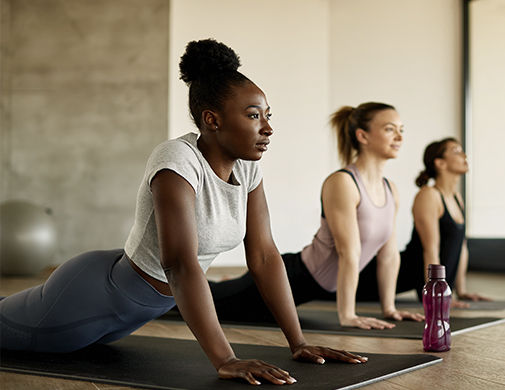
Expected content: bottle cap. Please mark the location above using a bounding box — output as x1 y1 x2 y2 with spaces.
428 264 446 279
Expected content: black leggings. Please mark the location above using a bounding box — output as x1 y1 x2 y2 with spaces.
350 252 424 302
209 251 424 322
209 253 334 322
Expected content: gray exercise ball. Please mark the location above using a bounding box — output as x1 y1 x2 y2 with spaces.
0 200 57 276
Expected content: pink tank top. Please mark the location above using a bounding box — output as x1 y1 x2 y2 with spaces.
301 164 395 292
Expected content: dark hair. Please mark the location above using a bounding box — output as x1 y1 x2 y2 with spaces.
330 102 396 165
179 38 251 129
415 137 459 187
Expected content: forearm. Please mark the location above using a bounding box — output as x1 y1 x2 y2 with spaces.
455 243 469 296
422 249 440 282
376 253 400 313
249 254 306 352
167 268 235 370
336 256 360 320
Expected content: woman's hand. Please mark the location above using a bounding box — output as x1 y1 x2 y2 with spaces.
452 293 492 308
292 344 368 364
340 315 396 329
217 358 296 386
457 292 492 302
451 299 470 309
383 309 424 322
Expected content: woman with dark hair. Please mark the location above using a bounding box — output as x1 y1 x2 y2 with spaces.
0 39 366 385
210 102 423 330
395 138 491 304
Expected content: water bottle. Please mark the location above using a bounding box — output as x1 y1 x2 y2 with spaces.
422 264 451 352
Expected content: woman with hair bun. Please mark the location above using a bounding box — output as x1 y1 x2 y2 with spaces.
0 39 366 385
394 138 491 304
210 102 423 330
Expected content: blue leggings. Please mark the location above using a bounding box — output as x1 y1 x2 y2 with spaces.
0 249 175 352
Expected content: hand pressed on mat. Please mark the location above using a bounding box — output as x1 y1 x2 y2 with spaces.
340 314 396 330
384 309 424 322
217 345 368 386
292 344 368 365
218 358 296 386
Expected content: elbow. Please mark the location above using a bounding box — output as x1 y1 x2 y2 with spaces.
246 248 282 278
161 257 201 288
336 248 361 268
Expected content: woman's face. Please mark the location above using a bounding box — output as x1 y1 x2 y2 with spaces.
441 141 468 174
215 81 273 161
362 109 404 160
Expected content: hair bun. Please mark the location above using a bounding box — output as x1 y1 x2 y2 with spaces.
179 38 241 84
415 170 430 187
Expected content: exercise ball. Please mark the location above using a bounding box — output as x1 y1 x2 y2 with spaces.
0 200 57 276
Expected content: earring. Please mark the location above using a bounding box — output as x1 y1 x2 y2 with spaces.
215 125 218 129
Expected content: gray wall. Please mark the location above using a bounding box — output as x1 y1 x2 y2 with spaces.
0 0 169 264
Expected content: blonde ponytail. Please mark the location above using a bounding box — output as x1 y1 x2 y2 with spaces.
330 106 355 166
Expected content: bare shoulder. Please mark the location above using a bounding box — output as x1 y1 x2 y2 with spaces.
413 186 442 214
415 185 439 200
323 170 358 194
322 170 360 208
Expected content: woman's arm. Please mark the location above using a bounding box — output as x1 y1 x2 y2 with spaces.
376 181 423 322
244 181 367 365
322 173 394 330
152 170 295 385
455 240 492 301
411 187 443 281
455 240 469 297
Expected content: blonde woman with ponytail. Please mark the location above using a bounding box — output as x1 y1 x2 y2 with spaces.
396 138 491 306
209 102 423 330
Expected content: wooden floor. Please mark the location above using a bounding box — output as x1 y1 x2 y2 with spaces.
1 267 504 390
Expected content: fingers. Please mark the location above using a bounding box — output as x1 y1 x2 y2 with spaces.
293 346 368 364
463 293 492 302
293 348 325 364
452 300 470 309
389 311 403 321
397 311 425 322
358 316 396 330
318 348 368 364
384 310 424 322
340 315 395 329
218 359 297 386
243 372 261 386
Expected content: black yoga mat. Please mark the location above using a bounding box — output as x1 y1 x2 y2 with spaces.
311 299 505 312
161 310 505 339
391 299 505 311
0 335 442 390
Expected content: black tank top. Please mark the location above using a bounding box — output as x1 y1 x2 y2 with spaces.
403 190 465 290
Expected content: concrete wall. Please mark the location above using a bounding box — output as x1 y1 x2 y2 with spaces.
0 0 169 264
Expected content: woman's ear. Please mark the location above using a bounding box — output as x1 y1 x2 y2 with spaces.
355 128 369 145
434 157 446 172
201 110 219 131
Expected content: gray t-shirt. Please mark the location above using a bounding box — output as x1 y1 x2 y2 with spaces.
124 132 262 282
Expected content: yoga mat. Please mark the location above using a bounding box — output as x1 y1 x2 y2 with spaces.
310 299 505 312
392 299 505 311
161 310 505 339
0 335 442 390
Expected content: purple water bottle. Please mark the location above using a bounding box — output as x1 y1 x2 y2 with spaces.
422 264 451 352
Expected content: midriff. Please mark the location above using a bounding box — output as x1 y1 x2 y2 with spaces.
128 257 173 296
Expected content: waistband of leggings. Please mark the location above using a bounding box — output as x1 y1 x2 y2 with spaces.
111 253 174 308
